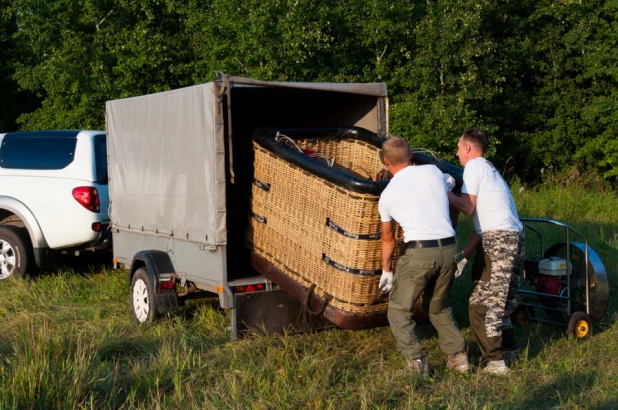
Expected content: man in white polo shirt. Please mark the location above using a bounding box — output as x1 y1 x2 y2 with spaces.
379 136 469 378
448 127 525 375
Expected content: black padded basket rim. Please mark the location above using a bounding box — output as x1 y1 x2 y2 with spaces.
252 126 464 195
253 126 389 195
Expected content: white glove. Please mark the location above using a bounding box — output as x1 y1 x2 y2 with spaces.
443 174 456 192
379 270 394 292
453 252 468 279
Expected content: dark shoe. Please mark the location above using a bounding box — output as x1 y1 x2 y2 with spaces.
503 350 518 367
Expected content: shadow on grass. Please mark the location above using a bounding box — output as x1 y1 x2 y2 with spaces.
0 338 13 361
599 399 618 409
173 297 223 319
412 312 567 365
513 370 598 408
95 336 159 362
38 251 113 277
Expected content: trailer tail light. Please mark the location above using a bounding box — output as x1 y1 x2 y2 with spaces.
72 187 100 213
158 274 176 292
235 284 265 294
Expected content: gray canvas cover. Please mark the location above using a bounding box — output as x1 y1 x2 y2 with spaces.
107 74 387 247
106 83 227 245
225 75 388 97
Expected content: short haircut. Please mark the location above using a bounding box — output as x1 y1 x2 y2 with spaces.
382 136 411 166
461 128 488 153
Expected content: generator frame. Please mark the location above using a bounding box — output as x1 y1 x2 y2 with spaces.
515 218 609 338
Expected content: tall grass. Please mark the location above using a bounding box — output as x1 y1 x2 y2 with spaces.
1 184 617 409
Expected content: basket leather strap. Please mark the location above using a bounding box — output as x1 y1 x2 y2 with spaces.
303 284 333 316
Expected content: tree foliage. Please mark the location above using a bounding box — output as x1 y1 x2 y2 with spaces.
2 0 617 181
0 0 37 131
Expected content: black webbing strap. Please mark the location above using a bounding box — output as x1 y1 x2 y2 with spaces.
322 254 381 276
252 213 267 224
326 218 381 240
303 284 333 316
253 179 271 192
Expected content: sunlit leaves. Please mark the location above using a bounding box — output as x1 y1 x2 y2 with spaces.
3 0 618 181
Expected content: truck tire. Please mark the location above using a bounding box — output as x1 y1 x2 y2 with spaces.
0 225 35 280
130 267 159 325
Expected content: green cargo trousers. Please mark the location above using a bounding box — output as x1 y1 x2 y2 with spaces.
387 242 466 361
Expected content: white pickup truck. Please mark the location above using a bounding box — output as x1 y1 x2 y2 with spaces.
0 130 111 280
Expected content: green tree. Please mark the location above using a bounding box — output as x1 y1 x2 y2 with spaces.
12 0 195 129
388 0 513 163
0 0 38 131
6 0 618 182
518 0 618 180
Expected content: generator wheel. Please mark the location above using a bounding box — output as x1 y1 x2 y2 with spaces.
567 311 592 339
512 304 532 325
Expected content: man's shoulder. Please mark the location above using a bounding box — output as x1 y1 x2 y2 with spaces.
466 157 495 174
408 164 441 177
379 182 394 201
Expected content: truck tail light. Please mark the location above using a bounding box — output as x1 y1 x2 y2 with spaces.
72 187 100 213
235 284 265 294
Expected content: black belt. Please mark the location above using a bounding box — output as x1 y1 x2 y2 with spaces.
406 236 456 249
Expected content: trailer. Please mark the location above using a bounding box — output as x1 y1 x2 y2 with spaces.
106 73 405 339
107 72 467 339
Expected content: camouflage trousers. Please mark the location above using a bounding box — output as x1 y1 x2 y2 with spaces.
469 230 525 360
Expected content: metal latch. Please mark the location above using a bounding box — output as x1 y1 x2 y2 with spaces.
199 245 219 253
176 271 188 287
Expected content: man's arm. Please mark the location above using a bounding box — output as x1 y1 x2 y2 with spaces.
381 221 396 272
461 230 481 258
448 192 478 216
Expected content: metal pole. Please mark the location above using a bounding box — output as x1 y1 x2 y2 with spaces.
521 222 544 301
566 226 571 317
230 302 238 341
585 237 590 315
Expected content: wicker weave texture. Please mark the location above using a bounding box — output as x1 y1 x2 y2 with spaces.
248 139 406 313
298 138 384 179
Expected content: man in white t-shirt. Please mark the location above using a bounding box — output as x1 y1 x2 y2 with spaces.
379 136 469 378
448 128 525 375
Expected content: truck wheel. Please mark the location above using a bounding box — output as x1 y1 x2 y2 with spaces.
131 267 159 325
0 225 34 280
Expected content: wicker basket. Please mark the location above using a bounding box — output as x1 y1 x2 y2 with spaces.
247 127 410 316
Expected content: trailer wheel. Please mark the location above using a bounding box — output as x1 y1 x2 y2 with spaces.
511 304 532 325
0 225 35 280
567 311 592 339
131 267 159 325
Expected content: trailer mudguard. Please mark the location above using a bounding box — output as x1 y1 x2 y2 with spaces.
129 250 179 314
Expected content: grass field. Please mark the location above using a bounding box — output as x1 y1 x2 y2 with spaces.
1 182 617 409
